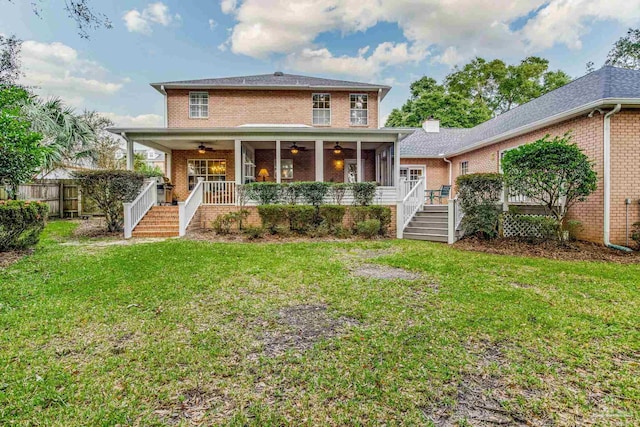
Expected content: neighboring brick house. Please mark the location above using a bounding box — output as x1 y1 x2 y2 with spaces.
110 72 410 237
399 66 640 247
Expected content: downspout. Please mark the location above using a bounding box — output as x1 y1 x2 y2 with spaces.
377 88 382 129
160 85 168 128
602 104 632 252
443 157 452 186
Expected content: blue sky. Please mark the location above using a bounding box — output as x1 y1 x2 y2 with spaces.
2 0 639 127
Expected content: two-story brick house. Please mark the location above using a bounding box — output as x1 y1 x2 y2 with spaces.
111 72 414 238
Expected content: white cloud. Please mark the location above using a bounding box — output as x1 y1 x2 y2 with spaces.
220 0 640 77
123 2 180 35
19 40 125 107
100 112 164 128
209 19 217 30
285 42 428 79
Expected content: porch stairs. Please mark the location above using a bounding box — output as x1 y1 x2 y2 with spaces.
403 205 448 242
131 206 180 238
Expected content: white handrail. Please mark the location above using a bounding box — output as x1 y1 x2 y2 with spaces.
400 177 425 232
178 180 203 236
448 195 464 244
123 179 157 239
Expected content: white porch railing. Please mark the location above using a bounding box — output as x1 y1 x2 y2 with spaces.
400 178 419 199
123 179 157 239
178 179 203 236
448 196 464 244
397 177 425 238
203 181 236 205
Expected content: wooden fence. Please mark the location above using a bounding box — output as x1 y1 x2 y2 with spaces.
0 180 101 217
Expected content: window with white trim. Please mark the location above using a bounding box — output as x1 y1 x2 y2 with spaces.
187 159 226 190
460 161 469 176
350 94 368 125
312 93 331 125
189 92 209 118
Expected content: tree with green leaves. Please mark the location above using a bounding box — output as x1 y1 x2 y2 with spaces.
0 35 22 85
606 28 640 70
0 86 46 199
501 134 597 231
386 56 571 128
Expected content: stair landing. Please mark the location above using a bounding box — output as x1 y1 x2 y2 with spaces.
131 206 179 238
403 205 449 242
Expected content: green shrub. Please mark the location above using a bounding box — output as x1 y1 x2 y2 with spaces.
307 223 330 238
287 205 315 232
280 183 302 204
333 225 352 239
0 200 49 251
73 170 145 232
298 181 330 206
243 226 265 240
456 173 503 239
319 205 346 231
565 220 583 241
349 206 391 236
273 224 293 237
330 183 349 205
246 182 281 205
356 219 381 238
257 204 288 233
211 210 249 235
351 182 377 206
631 222 640 250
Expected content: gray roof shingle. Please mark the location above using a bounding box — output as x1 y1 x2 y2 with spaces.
152 72 391 99
400 66 640 157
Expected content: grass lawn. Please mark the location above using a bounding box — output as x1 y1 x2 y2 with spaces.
1 221 638 426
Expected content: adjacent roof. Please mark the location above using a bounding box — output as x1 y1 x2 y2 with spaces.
151 72 391 100
401 66 640 157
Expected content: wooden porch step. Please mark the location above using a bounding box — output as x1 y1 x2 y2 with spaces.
404 226 448 235
403 232 448 242
131 206 180 238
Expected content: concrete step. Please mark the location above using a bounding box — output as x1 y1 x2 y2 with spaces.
404 226 448 235
131 230 179 238
420 205 448 212
403 232 448 242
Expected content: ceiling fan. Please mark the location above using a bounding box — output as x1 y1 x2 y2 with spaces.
289 142 308 154
197 143 214 154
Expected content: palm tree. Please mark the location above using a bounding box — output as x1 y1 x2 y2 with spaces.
20 96 97 175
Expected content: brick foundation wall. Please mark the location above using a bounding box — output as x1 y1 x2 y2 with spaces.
167 89 379 129
196 204 397 235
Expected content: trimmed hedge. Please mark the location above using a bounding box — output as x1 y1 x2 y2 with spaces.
351 182 377 206
0 200 49 251
319 205 346 231
287 205 315 232
456 173 503 239
245 181 380 206
257 204 288 233
349 205 392 236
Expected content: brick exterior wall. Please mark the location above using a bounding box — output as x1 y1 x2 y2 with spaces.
171 150 235 200
406 111 640 245
400 158 450 192
166 89 379 128
255 148 376 183
196 205 397 235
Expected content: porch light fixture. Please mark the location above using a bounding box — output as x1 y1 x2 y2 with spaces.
258 168 270 182
333 143 343 154
197 144 207 154
290 143 300 155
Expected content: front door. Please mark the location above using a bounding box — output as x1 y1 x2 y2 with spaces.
345 159 364 183
400 165 426 182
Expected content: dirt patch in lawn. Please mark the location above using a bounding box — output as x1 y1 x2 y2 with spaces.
455 237 640 264
0 249 33 268
424 343 545 426
72 218 122 239
155 387 229 425
253 304 358 358
350 263 422 280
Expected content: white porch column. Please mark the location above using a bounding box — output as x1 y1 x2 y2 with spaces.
275 140 282 183
234 139 242 184
124 133 134 171
165 151 172 181
315 140 324 182
356 140 362 182
393 139 401 190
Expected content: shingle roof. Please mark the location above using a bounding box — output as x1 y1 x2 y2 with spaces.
151 72 391 99
400 66 640 157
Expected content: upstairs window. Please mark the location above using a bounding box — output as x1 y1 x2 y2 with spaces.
350 94 368 125
189 92 209 118
312 93 331 125
460 161 469 176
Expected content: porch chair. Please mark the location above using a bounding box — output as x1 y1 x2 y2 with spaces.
426 185 451 204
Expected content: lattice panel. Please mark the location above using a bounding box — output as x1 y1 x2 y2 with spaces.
502 213 553 238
